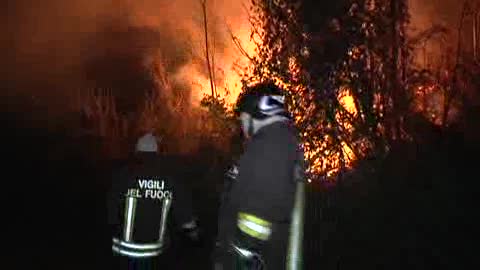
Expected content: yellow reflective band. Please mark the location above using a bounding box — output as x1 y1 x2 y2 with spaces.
237 212 272 241
238 213 271 227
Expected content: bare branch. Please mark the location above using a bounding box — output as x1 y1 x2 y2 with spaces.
200 0 217 97
226 24 254 62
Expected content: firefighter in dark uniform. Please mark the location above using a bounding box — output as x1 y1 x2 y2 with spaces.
214 82 306 270
107 133 200 270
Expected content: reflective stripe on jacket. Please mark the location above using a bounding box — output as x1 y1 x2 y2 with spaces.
112 237 164 258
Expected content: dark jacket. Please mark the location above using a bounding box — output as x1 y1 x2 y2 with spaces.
107 153 195 258
230 121 300 222
214 120 303 269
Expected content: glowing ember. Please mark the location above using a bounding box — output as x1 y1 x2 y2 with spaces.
338 87 358 117
296 86 360 179
411 83 456 126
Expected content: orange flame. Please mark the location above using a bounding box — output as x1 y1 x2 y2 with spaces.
124 0 255 107
134 0 363 179
297 86 360 179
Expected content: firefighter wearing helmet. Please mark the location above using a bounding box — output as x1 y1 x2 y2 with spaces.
214 82 306 270
107 133 201 270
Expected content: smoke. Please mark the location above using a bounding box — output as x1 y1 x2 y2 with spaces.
6 0 249 117
409 0 461 33
409 0 464 69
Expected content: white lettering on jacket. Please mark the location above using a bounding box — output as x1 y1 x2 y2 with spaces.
129 178 172 201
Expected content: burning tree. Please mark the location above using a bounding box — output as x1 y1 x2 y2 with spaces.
238 0 411 179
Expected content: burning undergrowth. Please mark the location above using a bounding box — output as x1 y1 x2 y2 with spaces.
79 41 237 158
7 0 251 159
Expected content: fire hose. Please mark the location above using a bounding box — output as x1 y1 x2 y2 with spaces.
287 181 305 270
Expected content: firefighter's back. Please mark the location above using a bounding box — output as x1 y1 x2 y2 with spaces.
117 157 174 242
107 133 178 270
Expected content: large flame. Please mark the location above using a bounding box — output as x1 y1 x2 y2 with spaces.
132 0 454 178
8 0 463 170
133 0 255 107
122 0 460 178
180 22 256 106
